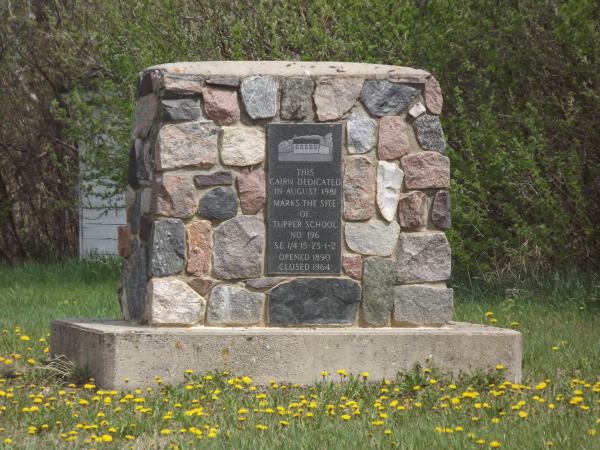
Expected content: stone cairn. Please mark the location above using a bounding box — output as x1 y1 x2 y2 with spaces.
118 61 452 328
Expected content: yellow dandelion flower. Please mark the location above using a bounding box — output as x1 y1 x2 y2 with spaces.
589 429 597 436
519 411 528 418
455 427 463 431
279 421 289 426
384 430 392 435
490 441 501 448
476 440 486 444
485 312 493 316
430 379 437 384
20 336 30 341
160 429 170 435
552 347 558 351
243 376 252 384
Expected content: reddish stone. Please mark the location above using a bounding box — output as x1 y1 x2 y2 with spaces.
378 116 410 160
203 87 240 126
152 174 197 218
162 75 204 97
343 254 362 279
424 76 443 115
402 152 450 189
188 278 220 295
156 121 219 171
237 168 265 214
343 156 376 220
431 190 451 230
117 226 134 259
186 221 212 276
314 77 364 121
398 191 428 230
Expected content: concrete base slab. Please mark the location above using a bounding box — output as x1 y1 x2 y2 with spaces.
50 319 522 389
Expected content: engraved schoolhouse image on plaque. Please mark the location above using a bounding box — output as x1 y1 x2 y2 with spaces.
267 123 343 275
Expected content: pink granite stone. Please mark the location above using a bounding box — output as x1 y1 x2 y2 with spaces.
424 76 443 115
398 191 428 230
117 226 134 259
343 156 376 220
188 278 220 295
342 253 362 279
314 77 364 121
186 221 212 276
152 174 197 218
131 93 158 141
237 168 265 214
203 86 240 126
156 121 219 170
377 116 411 160
402 152 450 189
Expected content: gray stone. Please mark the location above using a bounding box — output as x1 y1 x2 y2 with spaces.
347 112 377 154
394 285 453 325
362 257 397 327
413 114 446 153
140 187 151 214
127 144 140 189
194 171 233 187
280 78 314 120
135 139 154 184
345 221 400 256
130 190 141 234
268 278 361 326
138 72 154 97
161 99 201 121
314 77 364 121
118 242 148 323
220 126 266 166
131 93 158 141
376 161 403 222
213 216 264 279
432 190 451 230
207 286 265 326
130 237 139 253
198 187 239 220
148 219 185 277
139 214 152 242
156 121 219 171
397 233 451 283
360 81 418 116
240 75 278 119
245 278 285 289
206 77 240 88
147 278 206 327
162 75 204 98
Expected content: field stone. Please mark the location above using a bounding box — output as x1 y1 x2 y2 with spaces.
194 171 233 187
140 188 151 214
398 190 428 230
343 156 376 220
148 218 185 277
394 285 453 325
117 226 134 259
198 187 239 220
360 81 418 116
156 121 219 170
138 71 153 97
408 102 426 118
186 221 212 276
118 242 148 323
206 78 240 88
161 99 201 122
377 161 403 221
431 190 451 230
345 221 400 256
147 278 206 327
342 253 362 279
268 278 361 326
207 286 265 326
245 278 285 289
347 112 377 154
362 257 397 326
377 116 410 160
131 93 158 141
413 114 446 153
152 174 197 219
314 77 364 121
188 278 220 296
130 190 141 233
203 86 240 126
162 75 204 98
138 214 152 242
136 139 154 184
213 216 264 279
220 126 266 166
424 76 443 115
402 152 450 189
280 78 314 120
237 168 265 214
240 75 278 119
397 233 451 283
127 144 140 189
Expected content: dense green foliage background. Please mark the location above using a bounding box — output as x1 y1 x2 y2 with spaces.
1 0 598 272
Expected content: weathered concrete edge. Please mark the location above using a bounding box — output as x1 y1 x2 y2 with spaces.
50 319 522 390
145 61 431 79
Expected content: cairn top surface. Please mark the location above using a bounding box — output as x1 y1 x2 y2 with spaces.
146 61 430 78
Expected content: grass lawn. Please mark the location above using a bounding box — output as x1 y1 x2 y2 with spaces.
0 259 599 449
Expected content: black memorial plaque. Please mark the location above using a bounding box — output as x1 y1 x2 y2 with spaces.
267 123 343 275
